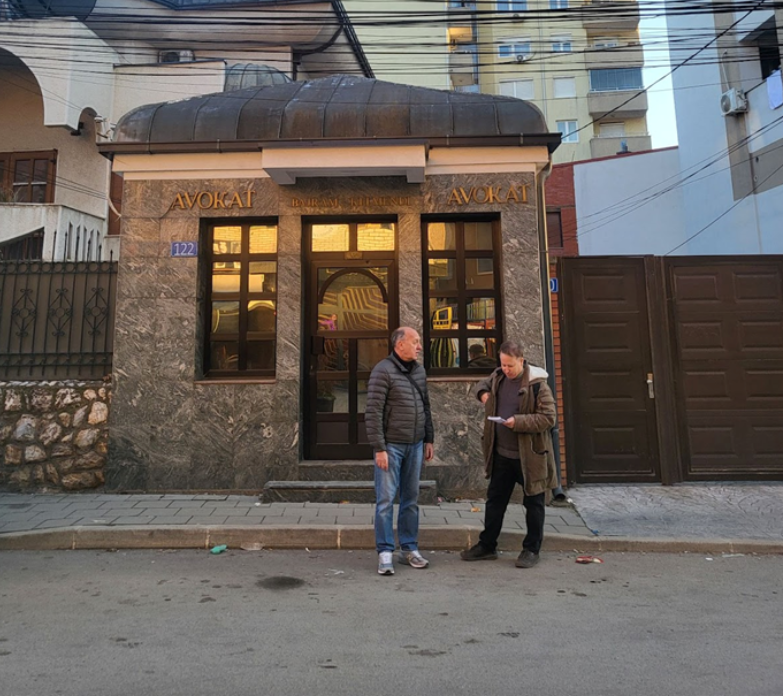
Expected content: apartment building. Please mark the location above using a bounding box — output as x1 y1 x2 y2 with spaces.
448 0 651 162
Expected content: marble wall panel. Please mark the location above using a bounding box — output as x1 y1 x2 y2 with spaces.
111 169 549 495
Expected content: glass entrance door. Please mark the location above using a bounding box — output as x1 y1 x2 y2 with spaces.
303 221 398 459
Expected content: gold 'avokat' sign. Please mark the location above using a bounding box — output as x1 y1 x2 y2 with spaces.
170 190 255 210
447 184 530 205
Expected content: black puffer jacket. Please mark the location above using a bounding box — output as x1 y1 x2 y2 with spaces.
365 353 434 452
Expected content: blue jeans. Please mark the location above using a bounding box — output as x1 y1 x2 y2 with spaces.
374 441 424 553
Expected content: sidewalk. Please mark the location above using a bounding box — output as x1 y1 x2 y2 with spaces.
1 483 782 554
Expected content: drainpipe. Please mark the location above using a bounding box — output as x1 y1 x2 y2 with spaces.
536 166 566 500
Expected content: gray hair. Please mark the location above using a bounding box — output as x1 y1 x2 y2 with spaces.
498 340 524 359
390 327 408 348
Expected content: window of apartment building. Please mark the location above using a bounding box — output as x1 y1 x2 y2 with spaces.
497 0 527 11
546 210 564 250
755 28 781 79
599 122 626 137
0 151 56 203
205 221 278 378
557 121 579 143
500 78 535 99
423 219 503 373
499 40 532 61
551 35 572 53
590 68 643 92
553 76 576 98
549 0 568 8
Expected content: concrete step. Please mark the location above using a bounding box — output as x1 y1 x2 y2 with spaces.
263 480 439 504
297 461 375 481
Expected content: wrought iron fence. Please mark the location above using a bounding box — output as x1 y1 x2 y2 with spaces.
0 259 117 380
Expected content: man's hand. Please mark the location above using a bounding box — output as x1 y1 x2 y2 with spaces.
503 416 515 428
424 443 434 461
480 392 489 404
375 451 389 471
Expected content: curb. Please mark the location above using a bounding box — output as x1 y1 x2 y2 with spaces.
1 525 782 555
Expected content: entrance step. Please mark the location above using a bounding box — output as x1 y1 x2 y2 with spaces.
297 460 375 481
263 480 439 504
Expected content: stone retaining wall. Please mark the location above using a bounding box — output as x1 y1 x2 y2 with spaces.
1 381 110 491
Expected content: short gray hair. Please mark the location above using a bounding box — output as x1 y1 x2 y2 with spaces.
499 340 524 359
390 327 408 348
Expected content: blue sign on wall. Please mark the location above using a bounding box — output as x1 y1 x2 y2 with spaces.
549 277 558 293
171 241 198 258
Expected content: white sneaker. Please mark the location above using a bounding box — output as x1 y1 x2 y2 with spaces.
378 551 394 575
398 550 429 569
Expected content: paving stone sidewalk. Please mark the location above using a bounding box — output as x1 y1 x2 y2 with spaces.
0 493 592 537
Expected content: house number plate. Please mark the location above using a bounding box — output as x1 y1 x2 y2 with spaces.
171 242 198 257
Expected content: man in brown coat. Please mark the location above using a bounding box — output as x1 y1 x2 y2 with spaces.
461 340 558 568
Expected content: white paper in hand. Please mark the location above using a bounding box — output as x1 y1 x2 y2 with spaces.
487 416 506 423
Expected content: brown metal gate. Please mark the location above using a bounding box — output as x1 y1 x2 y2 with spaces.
562 256 783 484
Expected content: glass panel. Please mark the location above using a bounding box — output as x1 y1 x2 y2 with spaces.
249 225 277 253
247 300 276 332
429 338 459 368
319 270 388 332
357 222 395 251
357 338 388 372
249 261 277 293
466 298 496 331
467 338 498 368
312 224 349 252
428 259 457 292
318 338 349 371
464 222 493 250
317 380 349 413
30 185 46 203
247 340 275 370
210 341 239 370
427 222 456 251
13 159 30 183
429 298 458 330
32 159 48 182
465 258 495 289
211 301 239 334
213 226 242 254
212 263 241 294
357 379 369 412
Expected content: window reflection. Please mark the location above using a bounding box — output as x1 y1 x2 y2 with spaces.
357 222 395 251
429 298 457 330
430 338 460 368
428 259 456 291
213 226 242 254
427 222 456 251
212 263 241 294
312 224 349 252
318 270 388 332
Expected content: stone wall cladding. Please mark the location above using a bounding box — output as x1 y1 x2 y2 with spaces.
0 381 110 492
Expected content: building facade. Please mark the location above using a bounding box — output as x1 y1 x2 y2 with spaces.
0 0 371 260
448 0 651 163
99 76 559 496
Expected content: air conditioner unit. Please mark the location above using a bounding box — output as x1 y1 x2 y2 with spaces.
159 49 195 64
720 88 747 116
515 53 531 63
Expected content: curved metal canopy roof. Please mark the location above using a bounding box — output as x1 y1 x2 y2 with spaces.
108 76 559 153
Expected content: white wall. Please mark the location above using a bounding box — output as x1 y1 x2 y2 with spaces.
574 147 686 255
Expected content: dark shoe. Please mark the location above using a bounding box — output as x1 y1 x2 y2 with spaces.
460 543 498 561
515 550 540 568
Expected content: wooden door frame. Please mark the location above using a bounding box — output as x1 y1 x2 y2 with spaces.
301 218 400 460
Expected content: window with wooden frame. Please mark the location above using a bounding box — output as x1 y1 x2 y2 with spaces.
546 210 564 250
423 218 503 373
0 151 57 203
205 220 278 378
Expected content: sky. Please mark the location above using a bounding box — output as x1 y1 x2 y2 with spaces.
641 13 678 148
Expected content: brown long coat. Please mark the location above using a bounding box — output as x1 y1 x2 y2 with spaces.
473 362 558 497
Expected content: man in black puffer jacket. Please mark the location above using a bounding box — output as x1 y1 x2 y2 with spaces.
366 326 434 576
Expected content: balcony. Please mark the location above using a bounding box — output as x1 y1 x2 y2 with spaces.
590 134 652 158
582 0 640 33
588 89 648 118
449 47 478 88
448 0 477 28
584 43 644 70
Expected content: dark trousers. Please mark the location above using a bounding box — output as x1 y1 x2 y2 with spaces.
479 453 546 554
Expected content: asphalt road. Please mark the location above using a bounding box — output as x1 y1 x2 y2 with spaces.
1 549 780 696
